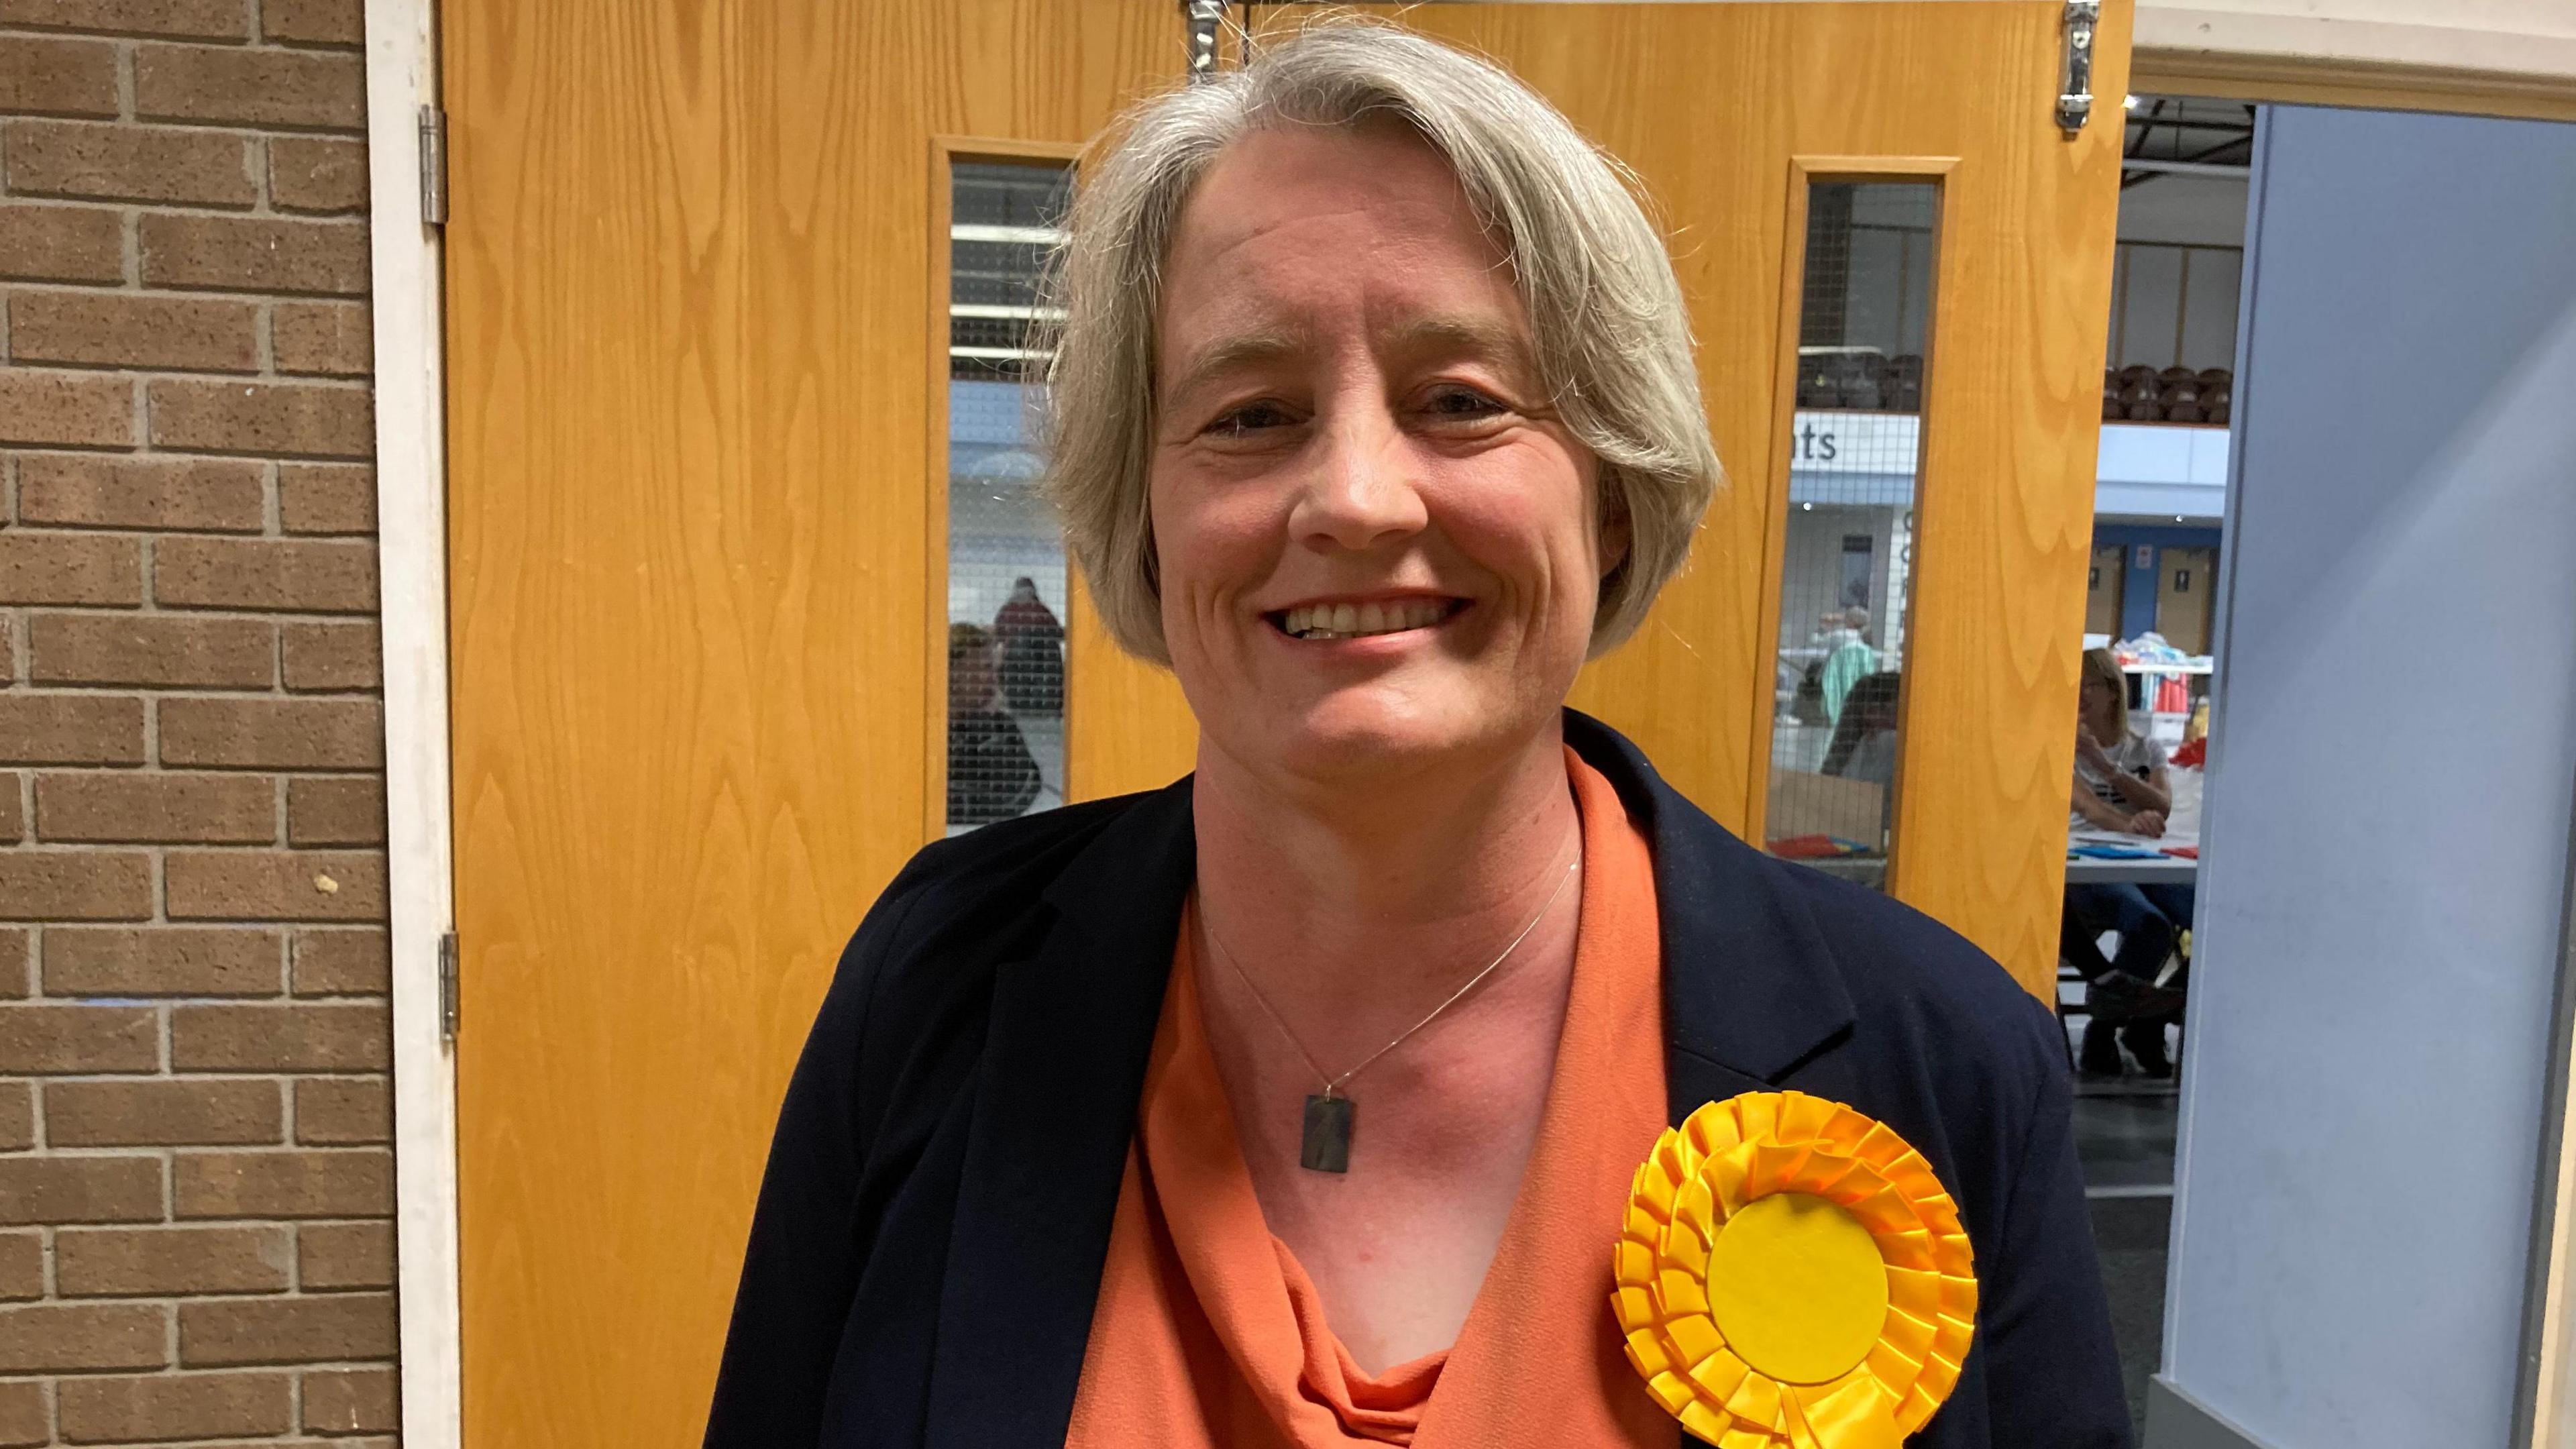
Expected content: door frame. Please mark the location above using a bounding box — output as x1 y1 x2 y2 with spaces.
362 0 462 1446
366 5 2576 1446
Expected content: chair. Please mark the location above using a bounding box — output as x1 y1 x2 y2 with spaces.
2158 366 2205 423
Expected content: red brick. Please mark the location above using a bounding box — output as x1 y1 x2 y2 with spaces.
295 1220 389 1289
0 1232 38 1299
167 850 384 923
268 133 366 214
9 288 260 372
285 775 378 845
0 35 119 117
0 531 140 606
0 1155 164 1225
302 1364 394 1432
0 773 19 843
49 1078 284 1146
160 698 380 769
263 0 361 46
13 453 266 533
0 200 121 283
155 536 377 612
28 612 274 688
46 926 282 996
276 462 373 534
0 1003 156 1071
171 1001 386 1070
0 1379 41 1447
174 1148 390 1218
181 1290 392 1366
289 929 384 995
1 119 256 207
0 1081 28 1150
0 0 251 39
135 43 362 130
56 1226 292 1297
0 852 152 921
293 1077 385 1144
281 619 377 691
150 378 372 458
0 1301 167 1372
0 694 145 765
36 770 275 844
270 299 370 375
0 369 133 447
57 1370 293 1442
0 928 23 997
139 213 367 295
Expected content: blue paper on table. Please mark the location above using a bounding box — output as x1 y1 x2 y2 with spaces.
2070 845 2164 859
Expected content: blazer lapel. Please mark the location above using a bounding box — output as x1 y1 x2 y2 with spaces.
924 780 1197 1449
1563 712 1860 1124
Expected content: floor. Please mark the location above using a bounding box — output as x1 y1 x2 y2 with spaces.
2074 1031 2182 1438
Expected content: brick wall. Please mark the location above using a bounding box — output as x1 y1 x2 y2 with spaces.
0 1 397 1444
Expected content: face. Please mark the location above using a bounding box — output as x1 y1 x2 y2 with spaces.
2079 673 2117 725
1148 123 1616 787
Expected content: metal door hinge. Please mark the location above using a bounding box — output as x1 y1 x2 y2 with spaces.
1181 0 1227 84
419 105 448 225
2057 1 2100 138
437 932 460 1043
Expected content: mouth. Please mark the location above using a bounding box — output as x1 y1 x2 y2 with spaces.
1268 596 1464 642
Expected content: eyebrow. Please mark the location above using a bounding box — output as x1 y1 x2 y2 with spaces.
1163 328 1306 409
1383 315 1536 374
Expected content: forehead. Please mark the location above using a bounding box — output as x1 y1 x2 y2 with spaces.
1156 123 1527 369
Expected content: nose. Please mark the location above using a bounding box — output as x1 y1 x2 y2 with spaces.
1287 396 1428 553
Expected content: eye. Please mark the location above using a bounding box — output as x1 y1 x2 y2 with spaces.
1419 384 1509 423
1204 400 1296 439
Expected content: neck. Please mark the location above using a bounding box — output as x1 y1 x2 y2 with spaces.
2088 716 2121 744
1190 719 1584 1059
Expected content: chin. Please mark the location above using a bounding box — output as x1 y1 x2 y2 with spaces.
1260 688 1523 782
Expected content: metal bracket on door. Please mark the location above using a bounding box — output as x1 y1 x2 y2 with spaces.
1182 0 1228 84
437 932 460 1043
2057 1 2100 138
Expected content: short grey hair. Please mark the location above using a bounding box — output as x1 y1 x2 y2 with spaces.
1043 17 1722 662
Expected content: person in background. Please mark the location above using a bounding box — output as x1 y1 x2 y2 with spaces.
992 576 1066 716
2065 646 2192 1075
1817 605 1878 727
947 622 1042 826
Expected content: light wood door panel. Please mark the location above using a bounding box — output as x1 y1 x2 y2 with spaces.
441 2 1175 1441
1268 2 2130 995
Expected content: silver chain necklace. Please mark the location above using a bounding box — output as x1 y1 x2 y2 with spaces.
1203 851 1580 1173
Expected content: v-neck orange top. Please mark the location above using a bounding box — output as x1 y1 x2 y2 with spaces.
1065 751 1674 1449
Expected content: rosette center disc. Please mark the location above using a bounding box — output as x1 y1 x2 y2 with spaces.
1705 1192 1888 1385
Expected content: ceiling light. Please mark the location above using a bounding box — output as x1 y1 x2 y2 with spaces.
2124 93 2141 112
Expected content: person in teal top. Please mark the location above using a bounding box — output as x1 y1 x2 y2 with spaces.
1817 606 1880 726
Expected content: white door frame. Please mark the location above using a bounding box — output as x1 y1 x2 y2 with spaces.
364 1 462 1446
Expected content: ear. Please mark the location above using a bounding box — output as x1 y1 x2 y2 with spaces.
1597 475 1632 580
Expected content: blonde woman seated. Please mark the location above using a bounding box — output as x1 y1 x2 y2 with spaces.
708 23 2128 1449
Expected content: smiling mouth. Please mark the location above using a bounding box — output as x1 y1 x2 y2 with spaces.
1271 598 1463 641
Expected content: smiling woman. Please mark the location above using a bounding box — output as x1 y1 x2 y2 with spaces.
702 19 2130 1449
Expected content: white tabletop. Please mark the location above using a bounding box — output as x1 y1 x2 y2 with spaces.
2065 827 2199 885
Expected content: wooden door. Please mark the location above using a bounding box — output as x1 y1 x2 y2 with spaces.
2157 544 2216 653
445 1 2126 1440
1260 3 2132 994
2088 544 2127 636
441 3 1177 1442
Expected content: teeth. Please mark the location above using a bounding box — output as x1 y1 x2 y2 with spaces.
1280 599 1454 640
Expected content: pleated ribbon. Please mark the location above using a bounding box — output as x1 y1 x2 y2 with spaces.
1610 1091 1976 1447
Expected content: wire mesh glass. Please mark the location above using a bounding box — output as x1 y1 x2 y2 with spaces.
1767 182 1938 880
947 160 1071 833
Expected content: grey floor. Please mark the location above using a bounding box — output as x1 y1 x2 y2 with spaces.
2072 1026 2182 1439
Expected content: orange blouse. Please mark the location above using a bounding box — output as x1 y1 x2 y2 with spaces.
1065 751 1675 1449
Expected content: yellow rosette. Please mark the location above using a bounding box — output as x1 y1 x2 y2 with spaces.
1610 1091 1975 1448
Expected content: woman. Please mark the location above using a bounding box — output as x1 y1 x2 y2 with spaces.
2065 647 2193 1075
708 23 2127 1448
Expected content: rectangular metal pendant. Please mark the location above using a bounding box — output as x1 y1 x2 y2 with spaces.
1301 1093 1354 1173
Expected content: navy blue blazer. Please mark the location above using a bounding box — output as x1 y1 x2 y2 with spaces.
705 712 2132 1448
